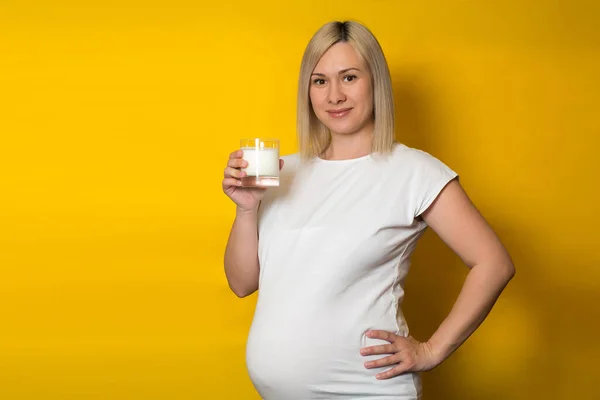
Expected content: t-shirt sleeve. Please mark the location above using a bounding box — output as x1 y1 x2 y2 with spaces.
410 149 459 218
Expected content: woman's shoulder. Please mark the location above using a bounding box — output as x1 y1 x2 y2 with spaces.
281 152 301 165
389 142 442 164
387 142 458 178
280 152 302 176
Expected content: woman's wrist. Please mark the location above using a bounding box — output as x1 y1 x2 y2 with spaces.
236 206 259 218
425 337 455 366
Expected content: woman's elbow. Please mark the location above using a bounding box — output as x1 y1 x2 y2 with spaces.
229 283 257 298
500 259 516 283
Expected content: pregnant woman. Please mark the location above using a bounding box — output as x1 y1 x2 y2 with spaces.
221 20 515 399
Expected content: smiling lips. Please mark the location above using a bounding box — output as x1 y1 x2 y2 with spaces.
326 107 353 118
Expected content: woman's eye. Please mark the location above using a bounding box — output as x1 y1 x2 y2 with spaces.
344 75 357 82
313 78 325 85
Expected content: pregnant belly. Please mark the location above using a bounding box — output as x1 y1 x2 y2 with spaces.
245 301 420 399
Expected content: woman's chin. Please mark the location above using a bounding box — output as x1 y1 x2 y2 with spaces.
324 123 360 136
320 117 373 137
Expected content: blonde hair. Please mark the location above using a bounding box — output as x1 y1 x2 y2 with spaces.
297 21 395 160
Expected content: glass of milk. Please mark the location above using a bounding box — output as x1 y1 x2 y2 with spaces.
240 138 280 187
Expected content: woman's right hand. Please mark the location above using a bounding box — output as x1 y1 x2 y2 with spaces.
222 149 283 213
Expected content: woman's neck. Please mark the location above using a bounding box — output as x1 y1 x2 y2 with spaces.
321 125 374 161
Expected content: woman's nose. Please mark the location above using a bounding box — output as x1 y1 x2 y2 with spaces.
327 82 346 104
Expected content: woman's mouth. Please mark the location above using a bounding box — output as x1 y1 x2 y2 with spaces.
326 108 352 118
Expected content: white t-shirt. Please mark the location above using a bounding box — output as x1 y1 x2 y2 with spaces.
246 143 458 399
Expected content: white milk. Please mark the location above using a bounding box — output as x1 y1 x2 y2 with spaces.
241 147 279 177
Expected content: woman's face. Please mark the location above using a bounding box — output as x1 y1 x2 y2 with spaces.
309 42 374 137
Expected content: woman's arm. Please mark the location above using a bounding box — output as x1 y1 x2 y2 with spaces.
224 207 261 298
222 155 283 298
362 178 515 377
420 178 515 363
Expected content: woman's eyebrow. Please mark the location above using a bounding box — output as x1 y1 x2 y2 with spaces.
311 67 361 77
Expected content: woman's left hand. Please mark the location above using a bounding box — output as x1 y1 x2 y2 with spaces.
360 330 441 379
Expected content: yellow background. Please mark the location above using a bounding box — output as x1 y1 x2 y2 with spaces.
1 1 599 399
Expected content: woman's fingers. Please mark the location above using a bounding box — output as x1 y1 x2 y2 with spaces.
364 354 401 369
222 177 242 188
360 343 397 356
229 149 243 159
223 151 246 190
228 158 247 169
224 166 246 179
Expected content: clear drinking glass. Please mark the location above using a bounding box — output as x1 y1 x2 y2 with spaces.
240 138 280 187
